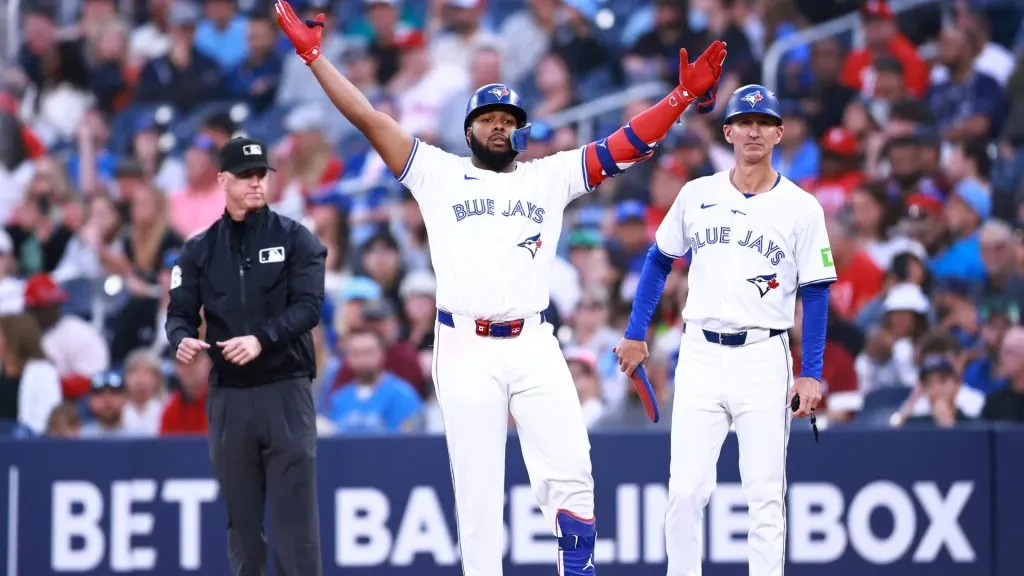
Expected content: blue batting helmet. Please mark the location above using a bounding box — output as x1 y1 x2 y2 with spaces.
464 83 533 152
722 84 782 125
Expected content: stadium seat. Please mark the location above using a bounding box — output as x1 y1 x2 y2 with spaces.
846 387 913 429
861 387 913 411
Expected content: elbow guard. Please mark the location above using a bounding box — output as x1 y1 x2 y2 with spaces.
584 90 697 187
584 123 657 187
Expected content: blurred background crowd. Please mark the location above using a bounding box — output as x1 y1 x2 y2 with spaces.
1 0 1024 441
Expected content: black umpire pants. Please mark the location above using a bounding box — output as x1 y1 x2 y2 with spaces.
207 377 322 576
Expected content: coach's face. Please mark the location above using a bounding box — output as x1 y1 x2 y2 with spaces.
219 168 268 212
723 115 783 164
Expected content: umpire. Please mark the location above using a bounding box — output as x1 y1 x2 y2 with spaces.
165 136 327 576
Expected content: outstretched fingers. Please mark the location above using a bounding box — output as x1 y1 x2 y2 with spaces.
275 0 299 25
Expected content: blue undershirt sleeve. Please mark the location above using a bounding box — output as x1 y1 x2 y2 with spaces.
798 282 831 380
625 243 676 341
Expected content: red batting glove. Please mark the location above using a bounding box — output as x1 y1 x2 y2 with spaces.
275 0 325 65
677 41 727 99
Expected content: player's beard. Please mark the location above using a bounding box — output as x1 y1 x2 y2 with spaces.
469 132 517 172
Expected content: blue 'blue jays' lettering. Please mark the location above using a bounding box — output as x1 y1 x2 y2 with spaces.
688 226 786 264
502 200 545 223
688 226 730 255
452 199 547 223
738 230 786 265
452 199 495 221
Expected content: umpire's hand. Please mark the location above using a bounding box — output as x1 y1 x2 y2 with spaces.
176 337 211 364
218 336 263 366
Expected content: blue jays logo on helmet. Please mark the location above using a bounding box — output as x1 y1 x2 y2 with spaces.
741 90 763 107
517 233 543 258
488 85 510 100
747 273 780 297
723 84 782 125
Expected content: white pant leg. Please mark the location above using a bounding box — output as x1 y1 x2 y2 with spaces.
665 332 733 576
433 323 511 576
726 334 793 576
509 325 595 526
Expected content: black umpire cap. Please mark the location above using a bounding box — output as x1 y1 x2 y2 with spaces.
219 137 276 175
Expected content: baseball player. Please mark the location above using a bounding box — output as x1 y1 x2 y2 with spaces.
615 85 834 576
274 3 725 574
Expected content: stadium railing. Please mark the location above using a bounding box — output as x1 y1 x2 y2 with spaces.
761 0 942 95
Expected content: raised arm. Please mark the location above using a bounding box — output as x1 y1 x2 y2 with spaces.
275 0 413 177
581 42 727 191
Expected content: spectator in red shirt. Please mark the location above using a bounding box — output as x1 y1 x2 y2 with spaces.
160 352 210 435
840 1 929 99
802 126 864 216
827 213 885 320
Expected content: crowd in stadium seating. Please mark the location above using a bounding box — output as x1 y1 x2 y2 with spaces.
1 0 1024 441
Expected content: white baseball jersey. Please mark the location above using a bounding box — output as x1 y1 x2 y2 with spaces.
398 138 593 320
655 169 836 332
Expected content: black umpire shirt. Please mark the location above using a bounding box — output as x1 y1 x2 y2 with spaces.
166 206 327 386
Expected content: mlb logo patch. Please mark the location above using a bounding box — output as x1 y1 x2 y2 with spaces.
242 144 263 156
259 247 286 264
170 265 182 290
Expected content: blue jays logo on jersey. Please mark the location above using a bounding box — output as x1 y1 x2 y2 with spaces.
747 273 780 297
518 233 543 258
741 90 764 107
488 85 510 100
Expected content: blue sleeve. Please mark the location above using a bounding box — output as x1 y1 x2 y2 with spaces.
387 380 423 431
798 283 831 380
625 243 676 340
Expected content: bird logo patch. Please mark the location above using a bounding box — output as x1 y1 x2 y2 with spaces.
517 233 543 259
488 85 510 100
747 273 780 297
741 91 763 107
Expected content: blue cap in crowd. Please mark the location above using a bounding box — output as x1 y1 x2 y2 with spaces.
919 354 956 380
616 200 647 223
529 122 555 144
339 276 382 302
575 205 604 228
954 178 992 220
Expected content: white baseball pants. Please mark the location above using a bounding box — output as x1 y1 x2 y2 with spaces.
432 311 595 576
666 325 793 576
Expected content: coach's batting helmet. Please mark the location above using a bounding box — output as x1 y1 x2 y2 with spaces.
464 83 533 152
722 84 782 125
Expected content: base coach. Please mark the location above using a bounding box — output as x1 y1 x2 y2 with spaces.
165 136 327 576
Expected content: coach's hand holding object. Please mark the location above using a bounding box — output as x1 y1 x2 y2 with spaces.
615 338 661 423
788 376 822 419
275 0 325 65
175 337 210 364
615 338 649 375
